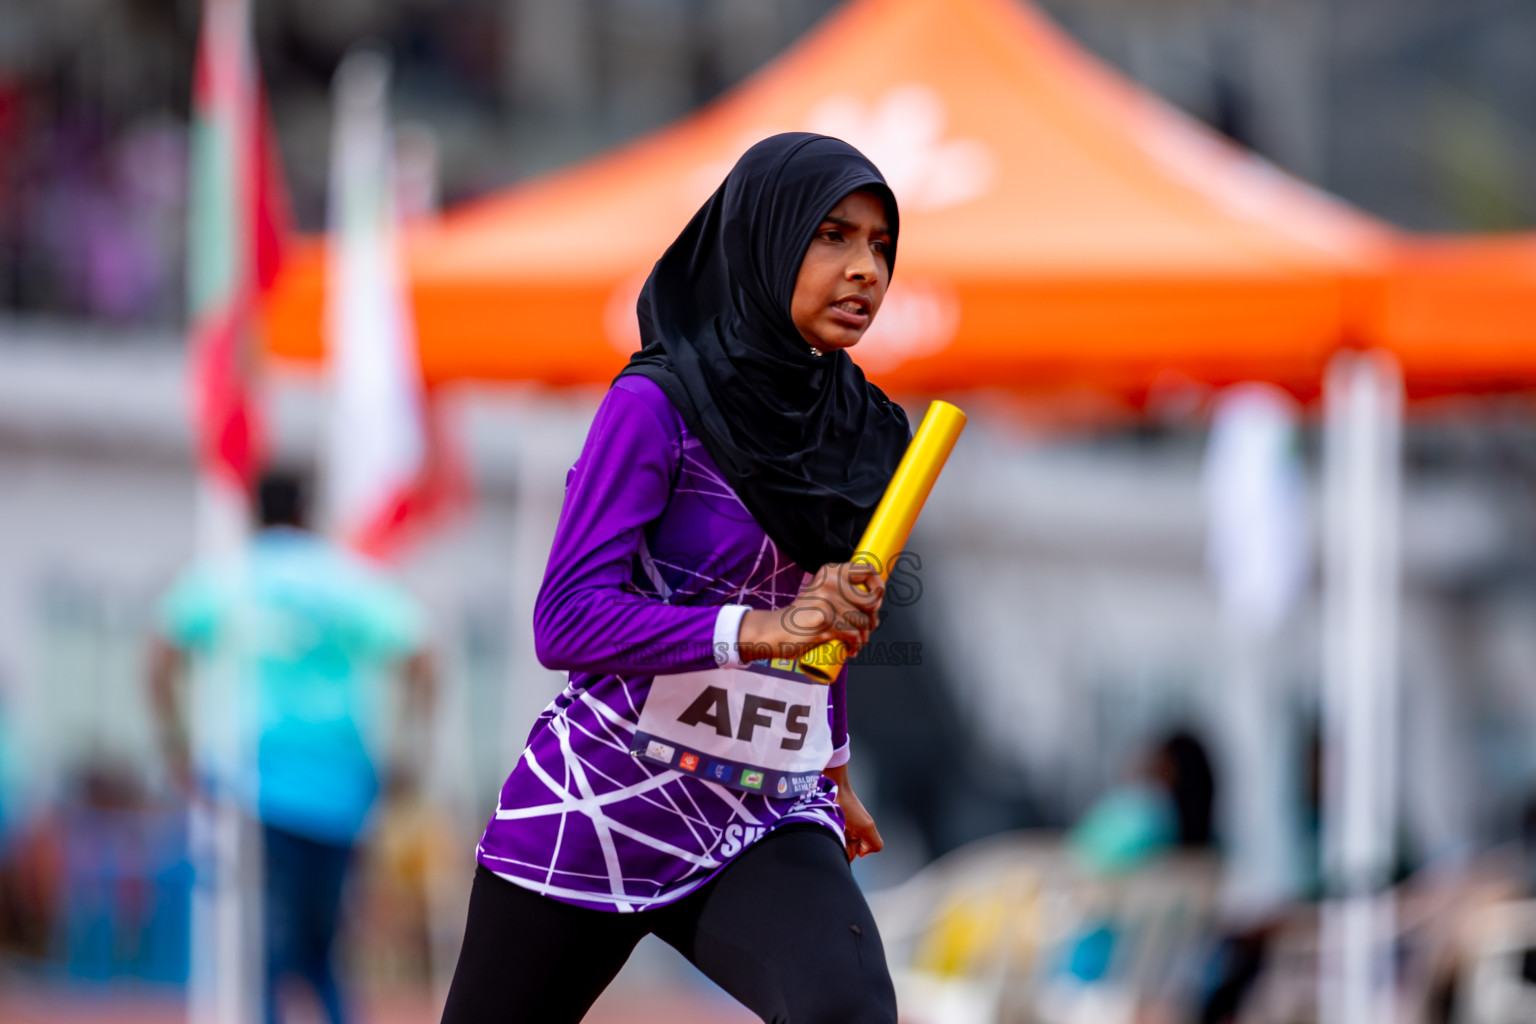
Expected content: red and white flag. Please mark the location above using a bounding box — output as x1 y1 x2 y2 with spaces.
187 0 287 508
325 50 463 560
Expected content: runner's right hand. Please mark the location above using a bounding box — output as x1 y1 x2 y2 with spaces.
739 561 885 662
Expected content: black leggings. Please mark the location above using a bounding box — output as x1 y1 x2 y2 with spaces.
440 824 897 1024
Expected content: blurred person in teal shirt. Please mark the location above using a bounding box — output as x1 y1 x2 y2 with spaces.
149 469 433 1024
1070 730 1216 876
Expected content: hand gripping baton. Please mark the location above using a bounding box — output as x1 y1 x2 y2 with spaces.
797 400 967 683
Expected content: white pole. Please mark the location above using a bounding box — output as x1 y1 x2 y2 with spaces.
189 476 254 1024
186 0 260 1016
1321 350 1403 1024
1203 385 1310 919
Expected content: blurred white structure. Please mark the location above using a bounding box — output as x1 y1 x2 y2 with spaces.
1321 351 1404 1024
1203 383 1310 920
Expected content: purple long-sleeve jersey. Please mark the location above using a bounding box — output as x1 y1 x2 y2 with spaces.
476 374 850 912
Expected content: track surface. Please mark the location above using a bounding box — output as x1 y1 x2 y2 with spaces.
0 986 759 1024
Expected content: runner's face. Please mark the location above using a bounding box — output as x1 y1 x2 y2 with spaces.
790 190 891 355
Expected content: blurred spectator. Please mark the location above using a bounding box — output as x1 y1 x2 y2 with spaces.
0 682 30 958
1070 729 1217 876
54 762 190 982
1161 731 1218 849
148 468 434 1024
0 683 13 851
1032 731 1221 1011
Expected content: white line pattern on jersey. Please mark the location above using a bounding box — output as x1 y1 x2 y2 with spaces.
478 412 846 912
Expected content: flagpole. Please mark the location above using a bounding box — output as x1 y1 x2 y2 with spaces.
187 475 253 1024
186 0 262 1020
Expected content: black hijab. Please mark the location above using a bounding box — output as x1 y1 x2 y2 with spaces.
616 133 911 576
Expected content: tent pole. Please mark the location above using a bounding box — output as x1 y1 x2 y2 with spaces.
1320 350 1403 1024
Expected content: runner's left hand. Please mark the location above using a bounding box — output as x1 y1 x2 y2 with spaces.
824 763 883 861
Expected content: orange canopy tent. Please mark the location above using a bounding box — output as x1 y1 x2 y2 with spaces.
265 0 1397 399
1368 235 1536 397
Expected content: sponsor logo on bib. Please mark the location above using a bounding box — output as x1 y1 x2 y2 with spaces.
645 739 675 764
705 762 734 782
678 752 699 772
776 776 789 795
741 770 764 790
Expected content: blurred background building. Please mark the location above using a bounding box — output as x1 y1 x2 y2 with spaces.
5 1 1536 1022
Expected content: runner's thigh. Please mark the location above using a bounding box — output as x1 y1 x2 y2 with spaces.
658 825 898 1024
440 866 646 1024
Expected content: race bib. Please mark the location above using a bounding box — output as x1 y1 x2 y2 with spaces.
631 659 832 799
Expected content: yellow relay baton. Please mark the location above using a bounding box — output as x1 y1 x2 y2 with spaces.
797 400 967 684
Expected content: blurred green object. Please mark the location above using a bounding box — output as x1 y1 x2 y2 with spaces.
1068 782 1178 876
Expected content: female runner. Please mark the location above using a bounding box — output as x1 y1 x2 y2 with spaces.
441 133 911 1024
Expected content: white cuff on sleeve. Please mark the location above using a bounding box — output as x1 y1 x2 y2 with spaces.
825 740 851 769
712 604 752 667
